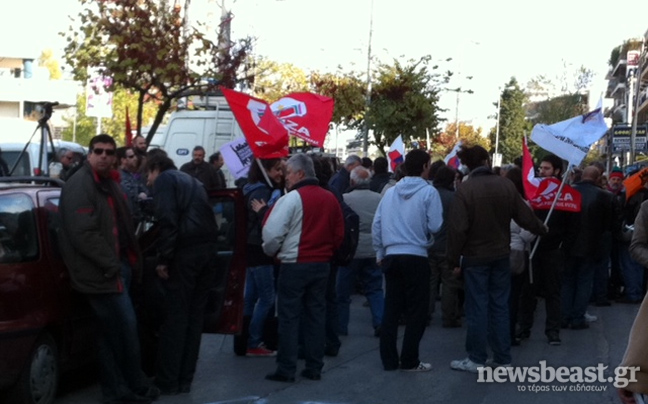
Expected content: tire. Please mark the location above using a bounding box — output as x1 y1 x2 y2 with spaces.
7 333 59 404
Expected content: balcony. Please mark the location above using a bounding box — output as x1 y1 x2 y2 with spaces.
610 81 627 98
611 59 628 79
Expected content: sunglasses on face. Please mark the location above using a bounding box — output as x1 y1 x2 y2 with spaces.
92 148 116 156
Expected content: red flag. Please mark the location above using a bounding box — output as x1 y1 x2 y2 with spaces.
522 137 539 200
125 107 133 146
222 88 289 159
271 92 334 147
529 177 581 212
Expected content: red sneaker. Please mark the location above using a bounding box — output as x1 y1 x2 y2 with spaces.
246 344 277 357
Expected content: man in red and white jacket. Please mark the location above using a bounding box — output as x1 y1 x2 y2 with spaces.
262 153 344 382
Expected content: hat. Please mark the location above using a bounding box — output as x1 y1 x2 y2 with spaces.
609 167 624 180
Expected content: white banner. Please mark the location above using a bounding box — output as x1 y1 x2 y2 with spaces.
530 102 608 167
220 137 253 179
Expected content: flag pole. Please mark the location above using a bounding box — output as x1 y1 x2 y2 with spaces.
256 158 274 189
528 164 574 283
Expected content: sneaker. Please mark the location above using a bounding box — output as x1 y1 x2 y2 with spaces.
584 312 598 323
450 357 483 373
401 361 432 372
247 344 277 357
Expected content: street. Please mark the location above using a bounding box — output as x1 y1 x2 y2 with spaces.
55 294 639 404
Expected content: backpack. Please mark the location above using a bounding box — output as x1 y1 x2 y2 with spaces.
332 200 360 267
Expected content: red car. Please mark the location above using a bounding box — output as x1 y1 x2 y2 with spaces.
0 177 246 404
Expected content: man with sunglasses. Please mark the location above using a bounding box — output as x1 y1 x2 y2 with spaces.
60 134 158 404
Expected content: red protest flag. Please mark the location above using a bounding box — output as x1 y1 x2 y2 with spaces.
125 107 133 146
522 137 540 200
272 92 334 147
529 177 581 212
222 88 289 159
623 167 648 201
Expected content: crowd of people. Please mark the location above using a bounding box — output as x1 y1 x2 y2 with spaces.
52 133 648 402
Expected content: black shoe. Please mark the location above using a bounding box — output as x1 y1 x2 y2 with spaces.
324 345 339 357
374 325 381 337
135 386 160 401
153 383 178 396
547 332 561 346
515 329 530 340
265 372 295 383
511 337 521 346
595 300 612 307
570 322 589 330
300 369 322 380
178 383 191 394
442 321 461 328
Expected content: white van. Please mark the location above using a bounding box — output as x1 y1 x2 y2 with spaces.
149 95 243 186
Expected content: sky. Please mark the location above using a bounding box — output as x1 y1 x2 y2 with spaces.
4 0 648 133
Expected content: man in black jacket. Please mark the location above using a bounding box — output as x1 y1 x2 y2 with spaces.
146 152 218 395
60 134 157 404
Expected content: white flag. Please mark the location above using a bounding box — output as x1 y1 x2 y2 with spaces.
530 99 608 166
387 135 405 172
219 137 253 179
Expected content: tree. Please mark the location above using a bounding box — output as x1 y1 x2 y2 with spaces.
64 0 251 145
60 86 158 146
431 122 490 158
310 70 366 129
489 77 530 164
366 56 446 156
38 49 62 80
251 58 309 102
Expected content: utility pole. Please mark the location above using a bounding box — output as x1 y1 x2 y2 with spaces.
362 0 374 157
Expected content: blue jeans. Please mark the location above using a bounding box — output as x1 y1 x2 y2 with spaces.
336 258 384 333
87 260 145 402
463 257 511 365
562 256 596 326
275 262 330 377
244 265 276 348
620 243 645 301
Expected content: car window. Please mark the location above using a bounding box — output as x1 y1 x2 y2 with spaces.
3 151 31 176
0 193 38 263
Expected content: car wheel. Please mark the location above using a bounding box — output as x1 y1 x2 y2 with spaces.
8 333 59 404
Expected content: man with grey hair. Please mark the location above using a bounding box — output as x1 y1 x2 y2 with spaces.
263 154 345 382
329 154 362 195
338 166 384 337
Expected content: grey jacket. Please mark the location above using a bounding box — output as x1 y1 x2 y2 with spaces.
343 186 382 259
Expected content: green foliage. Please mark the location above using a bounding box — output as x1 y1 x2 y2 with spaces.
252 58 310 102
311 71 366 129
38 49 62 80
530 93 588 126
366 56 445 156
60 86 158 146
430 122 490 159
63 0 252 145
488 77 531 164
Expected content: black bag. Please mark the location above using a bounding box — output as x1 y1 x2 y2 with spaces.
332 201 360 267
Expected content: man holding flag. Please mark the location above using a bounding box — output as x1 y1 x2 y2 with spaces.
517 154 579 346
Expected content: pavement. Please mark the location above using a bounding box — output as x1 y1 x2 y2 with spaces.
55 295 641 404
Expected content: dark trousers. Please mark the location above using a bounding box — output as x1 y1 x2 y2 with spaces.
276 263 330 377
87 261 146 402
518 248 563 336
380 255 430 370
155 246 217 391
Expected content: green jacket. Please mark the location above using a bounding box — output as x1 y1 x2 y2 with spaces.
59 163 141 294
